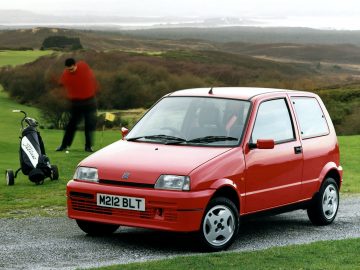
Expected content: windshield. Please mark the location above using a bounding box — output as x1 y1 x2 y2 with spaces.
127 96 251 146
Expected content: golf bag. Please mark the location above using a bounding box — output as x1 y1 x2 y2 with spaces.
5 110 59 185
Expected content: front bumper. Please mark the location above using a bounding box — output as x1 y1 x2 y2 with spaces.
67 180 214 232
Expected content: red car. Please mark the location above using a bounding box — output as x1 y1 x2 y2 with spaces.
67 87 342 251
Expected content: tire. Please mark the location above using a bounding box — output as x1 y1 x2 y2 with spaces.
50 165 59 180
5 170 15 186
198 197 239 251
76 220 119 236
307 178 339 226
35 179 44 185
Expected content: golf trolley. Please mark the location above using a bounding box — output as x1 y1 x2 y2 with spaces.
5 110 59 185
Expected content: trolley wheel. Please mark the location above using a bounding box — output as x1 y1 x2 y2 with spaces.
5 170 15 186
35 179 44 185
50 165 59 180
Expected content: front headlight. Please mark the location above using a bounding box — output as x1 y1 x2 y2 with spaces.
155 175 190 191
74 167 99 183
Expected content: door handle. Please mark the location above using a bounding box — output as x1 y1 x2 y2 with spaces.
294 146 302 154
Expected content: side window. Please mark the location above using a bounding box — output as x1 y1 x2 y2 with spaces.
291 97 329 139
252 99 295 143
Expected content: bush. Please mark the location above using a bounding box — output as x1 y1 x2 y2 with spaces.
41 36 83 51
38 87 70 129
316 88 360 135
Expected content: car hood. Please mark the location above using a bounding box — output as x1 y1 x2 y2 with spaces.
79 140 232 184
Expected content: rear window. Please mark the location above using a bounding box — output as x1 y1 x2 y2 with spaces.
291 97 329 139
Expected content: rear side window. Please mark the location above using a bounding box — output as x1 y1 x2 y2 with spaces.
252 98 295 143
291 97 329 139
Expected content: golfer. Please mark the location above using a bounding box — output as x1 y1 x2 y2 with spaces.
56 58 98 152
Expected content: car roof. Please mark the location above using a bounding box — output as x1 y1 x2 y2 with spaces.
169 87 311 100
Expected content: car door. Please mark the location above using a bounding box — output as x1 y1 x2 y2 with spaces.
290 95 336 200
243 96 303 213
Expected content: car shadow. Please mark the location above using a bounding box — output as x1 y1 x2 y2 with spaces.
70 210 314 253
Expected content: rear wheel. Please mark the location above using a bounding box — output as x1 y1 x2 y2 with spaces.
198 197 239 251
5 170 15 186
50 165 59 180
307 178 339 225
76 220 119 236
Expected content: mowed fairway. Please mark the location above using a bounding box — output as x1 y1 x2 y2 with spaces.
0 50 53 67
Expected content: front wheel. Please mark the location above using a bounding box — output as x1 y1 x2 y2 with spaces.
76 220 119 236
307 178 339 225
5 170 15 186
198 197 239 251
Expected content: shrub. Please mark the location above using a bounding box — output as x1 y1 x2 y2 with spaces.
41 36 83 51
38 87 70 129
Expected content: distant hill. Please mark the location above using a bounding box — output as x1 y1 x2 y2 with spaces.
2 27 360 66
1 30 360 134
0 27 216 51
219 43 360 64
0 28 82 49
1 26 360 76
126 27 360 45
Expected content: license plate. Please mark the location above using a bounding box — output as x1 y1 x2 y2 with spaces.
97 193 145 211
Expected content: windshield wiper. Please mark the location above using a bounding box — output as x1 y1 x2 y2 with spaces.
186 136 239 144
128 135 238 145
127 134 186 143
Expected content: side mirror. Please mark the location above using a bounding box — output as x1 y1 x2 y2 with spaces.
248 139 275 150
121 127 129 139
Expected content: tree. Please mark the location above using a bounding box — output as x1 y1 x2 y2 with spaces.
41 36 83 51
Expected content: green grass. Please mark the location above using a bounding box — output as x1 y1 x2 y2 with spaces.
338 135 360 192
0 50 53 67
0 86 121 217
90 238 360 270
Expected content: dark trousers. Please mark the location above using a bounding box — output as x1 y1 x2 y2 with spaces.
61 98 97 148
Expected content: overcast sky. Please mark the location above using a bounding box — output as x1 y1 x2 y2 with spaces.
1 0 360 29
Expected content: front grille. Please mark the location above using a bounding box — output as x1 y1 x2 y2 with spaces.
70 192 111 215
99 179 154 189
70 192 94 199
70 192 177 222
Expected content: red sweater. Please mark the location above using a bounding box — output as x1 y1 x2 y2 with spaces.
60 61 97 100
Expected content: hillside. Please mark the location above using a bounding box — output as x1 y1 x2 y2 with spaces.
0 49 322 109
220 43 360 65
1 27 360 135
126 27 360 45
0 28 216 51
2 27 360 68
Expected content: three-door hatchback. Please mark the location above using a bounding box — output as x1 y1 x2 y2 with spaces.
67 87 342 251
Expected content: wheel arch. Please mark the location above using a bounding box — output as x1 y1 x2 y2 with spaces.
319 161 342 191
324 169 341 189
210 184 240 213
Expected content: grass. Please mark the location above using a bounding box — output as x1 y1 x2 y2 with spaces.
338 136 360 192
0 50 54 67
0 86 121 217
90 238 360 270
